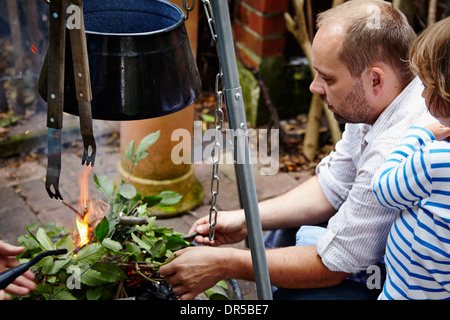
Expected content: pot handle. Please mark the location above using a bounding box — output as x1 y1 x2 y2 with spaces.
182 0 195 20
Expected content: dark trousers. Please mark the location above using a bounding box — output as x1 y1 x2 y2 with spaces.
274 280 381 300
264 229 382 300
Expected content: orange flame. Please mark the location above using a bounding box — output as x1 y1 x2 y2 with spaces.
76 216 90 247
74 166 103 248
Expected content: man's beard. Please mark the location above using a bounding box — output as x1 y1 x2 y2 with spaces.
321 80 374 124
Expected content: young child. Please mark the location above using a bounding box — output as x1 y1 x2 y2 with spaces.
372 16 450 300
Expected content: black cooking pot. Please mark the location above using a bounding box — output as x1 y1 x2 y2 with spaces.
39 0 201 120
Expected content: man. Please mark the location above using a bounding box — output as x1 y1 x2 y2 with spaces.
160 0 435 300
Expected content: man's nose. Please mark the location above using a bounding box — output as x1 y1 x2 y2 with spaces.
310 74 325 95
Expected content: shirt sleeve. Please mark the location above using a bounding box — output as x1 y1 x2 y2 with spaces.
315 125 358 210
372 126 435 211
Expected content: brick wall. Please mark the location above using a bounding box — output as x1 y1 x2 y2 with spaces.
233 0 289 69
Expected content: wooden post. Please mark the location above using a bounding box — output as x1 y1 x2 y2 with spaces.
285 0 342 161
428 0 437 26
26 0 44 74
6 0 25 115
0 82 8 113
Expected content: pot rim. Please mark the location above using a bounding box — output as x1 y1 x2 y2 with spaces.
83 0 186 37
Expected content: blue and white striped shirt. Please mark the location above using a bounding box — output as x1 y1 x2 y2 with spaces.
373 126 450 300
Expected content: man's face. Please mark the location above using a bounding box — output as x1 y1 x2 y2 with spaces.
310 25 377 125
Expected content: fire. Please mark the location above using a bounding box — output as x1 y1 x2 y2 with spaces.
74 166 104 248
76 216 90 247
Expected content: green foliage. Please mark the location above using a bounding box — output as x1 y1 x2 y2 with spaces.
126 130 160 166
13 132 189 300
15 131 229 300
0 112 19 128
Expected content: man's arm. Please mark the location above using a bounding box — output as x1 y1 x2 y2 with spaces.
226 245 349 289
160 245 350 300
191 175 337 246
257 175 336 230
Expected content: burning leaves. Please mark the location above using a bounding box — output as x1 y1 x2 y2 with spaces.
13 132 188 300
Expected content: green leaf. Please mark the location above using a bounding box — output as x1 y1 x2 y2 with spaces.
56 235 74 254
88 263 126 284
134 131 160 165
44 257 72 275
131 233 151 252
125 140 135 161
86 286 103 300
101 238 123 253
25 222 39 233
125 242 143 261
201 113 215 123
118 183 137 200
17 233 40 252
80 268 105 286
36 255 54 274
142 195 162 208
43 222 68 239
204 288 229 300
94 217 110 243
136 204 148 216
150 239 165 258
166 236 189 252
216 279 228 290
158 191 182 206
157 206 177 213
74 243 104 265
36 228 55 251
93 174 115 198
204 281 230 300
50 289 78 300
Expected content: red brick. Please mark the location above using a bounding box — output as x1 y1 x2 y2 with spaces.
236 4 250 25
260 36 286 57
234 24 285 58
236 46 260 70
242 0 289 13
248 11 286 36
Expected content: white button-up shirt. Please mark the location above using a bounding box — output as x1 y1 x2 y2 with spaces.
315 77 436 274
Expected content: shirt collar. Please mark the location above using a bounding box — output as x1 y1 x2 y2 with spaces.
364 76 423 145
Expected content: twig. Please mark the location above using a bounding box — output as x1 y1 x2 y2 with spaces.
118 216 149 226
135 262 160 284
60 200 85 220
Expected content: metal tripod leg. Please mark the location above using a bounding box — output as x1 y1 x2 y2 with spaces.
210 0 272 300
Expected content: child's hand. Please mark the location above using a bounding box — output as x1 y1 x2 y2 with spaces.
425 122 450 141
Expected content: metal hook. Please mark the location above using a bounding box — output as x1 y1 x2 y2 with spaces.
182 0 195 20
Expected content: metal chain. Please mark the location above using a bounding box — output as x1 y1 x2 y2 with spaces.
201 0 223 241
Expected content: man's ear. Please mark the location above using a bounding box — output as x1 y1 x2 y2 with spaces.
368 67 385 96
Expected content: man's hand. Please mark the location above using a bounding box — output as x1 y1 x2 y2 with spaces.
189 210 248 246
0 241 36 300
159 246 231 300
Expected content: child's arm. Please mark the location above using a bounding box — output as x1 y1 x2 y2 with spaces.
372 126 435 210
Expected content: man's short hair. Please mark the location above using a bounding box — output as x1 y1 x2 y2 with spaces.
317 0 416 85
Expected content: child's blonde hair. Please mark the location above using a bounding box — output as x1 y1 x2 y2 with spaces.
409 17 450 117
